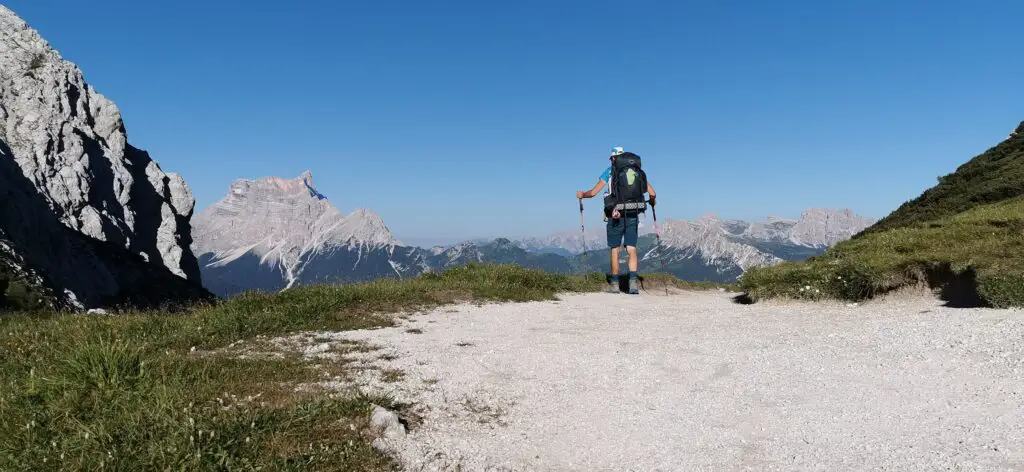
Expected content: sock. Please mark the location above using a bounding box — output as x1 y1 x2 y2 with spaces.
629 271 638 280
610 275 619 283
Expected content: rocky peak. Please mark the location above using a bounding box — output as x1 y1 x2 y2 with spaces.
340 208 396 247
193 172 398 287
229 171 322 202
695 213 721 224
299 169 314 185
789 208 875 247
0 6 207 308
1012 121 1024 139
742 217 798 242
648 208 873 272
658 218 781 270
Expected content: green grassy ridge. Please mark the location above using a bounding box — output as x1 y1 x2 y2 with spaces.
863 122 1024 234
0 264 607 471
739 197 1024 308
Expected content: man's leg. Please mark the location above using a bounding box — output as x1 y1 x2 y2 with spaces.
625 215 640 294
626 246 638 273
610 247 621 276
605 218 624 293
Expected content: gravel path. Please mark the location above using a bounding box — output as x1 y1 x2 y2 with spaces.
311 291 1024 471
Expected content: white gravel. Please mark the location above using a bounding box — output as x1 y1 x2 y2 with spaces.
304 291 1024 471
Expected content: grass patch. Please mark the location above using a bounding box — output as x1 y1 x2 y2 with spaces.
379 369 406 383
460 397 507 426
0 264 605 470
739 198 1024 308
640 273 737 292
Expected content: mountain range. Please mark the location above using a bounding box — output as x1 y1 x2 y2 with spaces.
192 172 873 296
0 5 876 307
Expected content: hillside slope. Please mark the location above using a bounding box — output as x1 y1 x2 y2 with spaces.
865 122 1024 233
741 122 1024 307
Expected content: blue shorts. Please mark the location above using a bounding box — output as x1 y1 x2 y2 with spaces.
607 215 639 248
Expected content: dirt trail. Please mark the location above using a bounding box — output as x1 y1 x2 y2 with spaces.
302 291 1024 471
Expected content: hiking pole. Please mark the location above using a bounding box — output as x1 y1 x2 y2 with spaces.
578 198 588 276
650 200 668 295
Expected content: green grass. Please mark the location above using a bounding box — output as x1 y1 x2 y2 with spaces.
0 264 605 471
739 197 1024 308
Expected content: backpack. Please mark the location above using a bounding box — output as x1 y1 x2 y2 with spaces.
603 151 648 217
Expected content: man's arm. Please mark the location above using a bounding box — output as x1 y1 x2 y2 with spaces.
647 182 657 204
576 179 606 199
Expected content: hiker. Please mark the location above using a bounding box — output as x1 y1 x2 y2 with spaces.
576 147 657 294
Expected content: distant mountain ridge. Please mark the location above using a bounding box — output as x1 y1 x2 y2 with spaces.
516 208 873 256
193 172 873 296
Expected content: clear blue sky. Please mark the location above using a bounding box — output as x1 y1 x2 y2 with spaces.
7 1 1022 245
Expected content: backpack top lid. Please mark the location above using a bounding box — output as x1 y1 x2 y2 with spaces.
612 151 642 171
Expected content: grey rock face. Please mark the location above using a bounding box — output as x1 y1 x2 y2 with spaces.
740 217 799 243
194 172 397 259
655 215 783 274
0 6 208 309
788 208 875 248
193 172 417 296
653 209 873 274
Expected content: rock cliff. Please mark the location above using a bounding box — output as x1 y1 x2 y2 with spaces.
0 6 209 310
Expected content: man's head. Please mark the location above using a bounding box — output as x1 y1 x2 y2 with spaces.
610 146 624 160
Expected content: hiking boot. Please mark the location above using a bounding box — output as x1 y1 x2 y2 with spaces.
628 277 639 295
604 280 620 294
